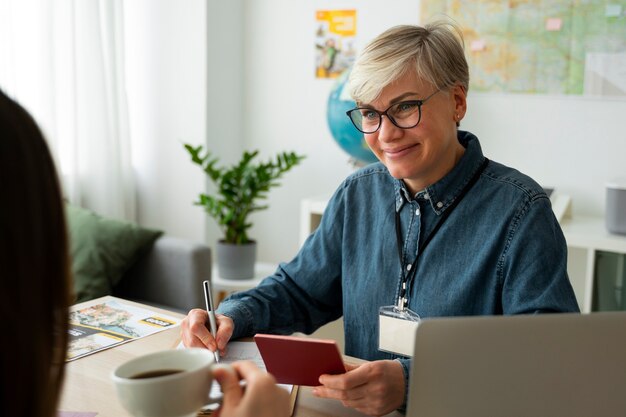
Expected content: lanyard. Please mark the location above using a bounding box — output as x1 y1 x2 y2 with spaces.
394 158 489 310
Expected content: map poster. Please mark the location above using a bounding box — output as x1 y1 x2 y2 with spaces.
315 9 357 79
421 0 626 96
67 299 180 361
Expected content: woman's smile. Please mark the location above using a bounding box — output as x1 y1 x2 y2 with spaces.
382 142 420 159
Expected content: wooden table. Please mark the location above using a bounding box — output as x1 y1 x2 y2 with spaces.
59 297 401 417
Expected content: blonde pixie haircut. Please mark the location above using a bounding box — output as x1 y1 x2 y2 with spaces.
348 21 469 104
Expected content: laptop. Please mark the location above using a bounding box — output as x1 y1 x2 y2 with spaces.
406 312 626 417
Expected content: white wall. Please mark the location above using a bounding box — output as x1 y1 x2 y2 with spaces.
123 0 251 249
241 0 626 264
204 0 246 247
242 0 422 263
124 1 626 264
124 0 208 241
463 93 626 216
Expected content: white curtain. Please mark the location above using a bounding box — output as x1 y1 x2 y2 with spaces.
0 0 135 221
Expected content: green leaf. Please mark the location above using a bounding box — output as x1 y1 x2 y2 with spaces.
184 143 305 244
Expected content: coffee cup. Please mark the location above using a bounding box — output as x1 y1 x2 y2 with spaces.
111 348 226 417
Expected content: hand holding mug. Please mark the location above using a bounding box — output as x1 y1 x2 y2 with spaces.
112 348 228 417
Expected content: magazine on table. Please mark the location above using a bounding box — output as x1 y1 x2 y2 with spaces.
67 298 180 361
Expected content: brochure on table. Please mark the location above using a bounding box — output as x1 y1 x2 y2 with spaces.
67 299 180 361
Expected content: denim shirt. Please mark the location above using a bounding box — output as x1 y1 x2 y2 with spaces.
217 131 579 401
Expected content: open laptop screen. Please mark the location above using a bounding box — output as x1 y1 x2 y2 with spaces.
406 312 626 417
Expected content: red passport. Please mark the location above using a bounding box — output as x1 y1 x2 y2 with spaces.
254 334 346 386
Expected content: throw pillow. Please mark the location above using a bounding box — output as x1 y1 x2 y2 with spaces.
65 204 163 303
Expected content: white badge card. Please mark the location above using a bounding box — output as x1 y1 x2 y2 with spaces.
378 306 420 357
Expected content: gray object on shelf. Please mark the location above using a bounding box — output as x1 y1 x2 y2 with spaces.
606 178 626 235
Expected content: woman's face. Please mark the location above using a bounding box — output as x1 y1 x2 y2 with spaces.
361 70 467 194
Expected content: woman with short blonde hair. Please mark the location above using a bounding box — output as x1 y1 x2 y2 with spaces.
181 21 578 416
349 21 469 105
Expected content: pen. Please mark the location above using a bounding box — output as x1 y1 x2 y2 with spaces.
203 280 220 362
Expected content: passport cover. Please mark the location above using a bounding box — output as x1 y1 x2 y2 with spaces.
254 334 345 386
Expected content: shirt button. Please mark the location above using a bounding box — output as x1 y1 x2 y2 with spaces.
436 201 444 208
415 207 420 216
423 193 430 200
407 264 412 271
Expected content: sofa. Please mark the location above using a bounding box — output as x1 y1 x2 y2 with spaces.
113 235 211 313
66 203 211 313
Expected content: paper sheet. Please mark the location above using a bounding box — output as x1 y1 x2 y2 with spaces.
210 342 292 395
176 341 293 411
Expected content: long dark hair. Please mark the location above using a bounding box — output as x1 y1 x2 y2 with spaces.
0 89 71 416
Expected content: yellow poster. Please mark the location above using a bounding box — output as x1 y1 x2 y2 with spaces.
315 10 357 79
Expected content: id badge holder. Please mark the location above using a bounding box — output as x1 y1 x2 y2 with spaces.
379 305 420 357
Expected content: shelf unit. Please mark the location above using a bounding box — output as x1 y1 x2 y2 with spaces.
560 216 626 313
300 196 626 314
211 262 277 305
299 195 330 247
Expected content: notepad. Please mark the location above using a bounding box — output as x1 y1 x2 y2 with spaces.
177 341 293 397
254 334 345 386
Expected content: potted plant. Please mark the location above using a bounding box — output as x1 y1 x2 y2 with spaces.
185 144 305 279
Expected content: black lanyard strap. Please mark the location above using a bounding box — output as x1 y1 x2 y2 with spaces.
395 157 489 304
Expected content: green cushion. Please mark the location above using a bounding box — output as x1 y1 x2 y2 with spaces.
65 204 163 303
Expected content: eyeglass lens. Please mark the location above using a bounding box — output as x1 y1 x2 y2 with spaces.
347 90 440 134
348 101 422 134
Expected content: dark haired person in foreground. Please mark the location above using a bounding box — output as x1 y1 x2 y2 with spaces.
0 89 290 417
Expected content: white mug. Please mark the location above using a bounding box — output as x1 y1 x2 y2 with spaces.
111 348 226 417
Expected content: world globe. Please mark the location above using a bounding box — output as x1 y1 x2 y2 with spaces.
326 69 378 165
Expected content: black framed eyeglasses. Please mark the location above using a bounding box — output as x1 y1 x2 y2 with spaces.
346 90 440 134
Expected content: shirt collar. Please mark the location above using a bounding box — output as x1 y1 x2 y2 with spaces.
394 131 486 214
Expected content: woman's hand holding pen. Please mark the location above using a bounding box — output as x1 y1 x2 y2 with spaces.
181 309 234 355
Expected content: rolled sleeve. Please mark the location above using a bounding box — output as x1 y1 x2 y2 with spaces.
395 357 411 411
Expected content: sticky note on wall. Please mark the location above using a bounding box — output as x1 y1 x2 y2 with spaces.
546 18 562 31
605 4 622 17
470 39 486 52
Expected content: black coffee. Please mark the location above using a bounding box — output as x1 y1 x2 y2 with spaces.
130 369 184 379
